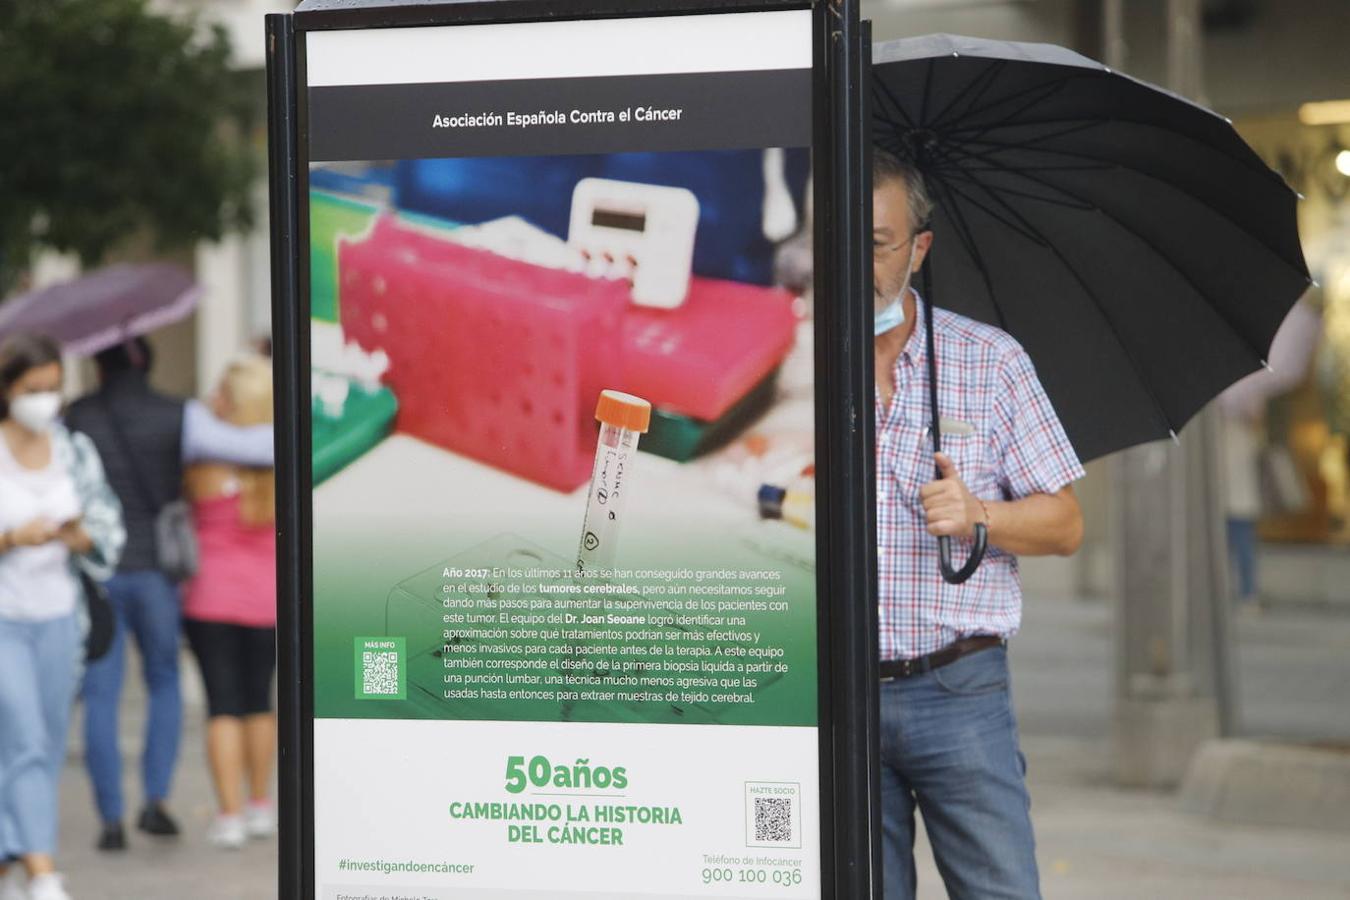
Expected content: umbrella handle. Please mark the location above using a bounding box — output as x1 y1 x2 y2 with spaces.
920 260 988 585
938 525 987 585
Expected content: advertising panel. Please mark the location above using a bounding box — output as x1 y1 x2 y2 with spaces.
299 9 822 898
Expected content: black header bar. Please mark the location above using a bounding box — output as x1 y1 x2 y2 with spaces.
308 69 810 161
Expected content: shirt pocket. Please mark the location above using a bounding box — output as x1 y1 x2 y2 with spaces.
936 431 998 502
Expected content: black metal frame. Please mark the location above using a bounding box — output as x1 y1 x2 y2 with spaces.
265 14 310 900
814 10 880 897
267 2 876 896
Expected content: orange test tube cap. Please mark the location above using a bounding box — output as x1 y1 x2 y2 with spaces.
595 390 652 433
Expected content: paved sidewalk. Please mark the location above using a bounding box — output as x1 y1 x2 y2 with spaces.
54 659 277 900
914 734 1350 899
47 594 1350 899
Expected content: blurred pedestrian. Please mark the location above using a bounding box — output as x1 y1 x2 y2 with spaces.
0 334 125 900
180 356 277 850
64 338 273 851
1220 411 1263 608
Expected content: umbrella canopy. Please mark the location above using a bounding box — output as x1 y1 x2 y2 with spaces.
872 33 1311 464
1217 299 1321 421
0 263 200 357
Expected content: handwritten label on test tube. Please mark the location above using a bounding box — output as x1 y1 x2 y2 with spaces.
577 390 652 574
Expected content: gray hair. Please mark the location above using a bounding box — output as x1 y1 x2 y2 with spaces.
873 148 934 234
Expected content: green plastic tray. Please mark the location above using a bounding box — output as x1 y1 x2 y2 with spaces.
309 190 380 323
312 383 398 484
642 368 781 462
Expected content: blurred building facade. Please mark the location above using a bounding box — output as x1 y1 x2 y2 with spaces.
178 0 292 392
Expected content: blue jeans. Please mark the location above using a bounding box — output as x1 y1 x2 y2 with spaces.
879 645 1040 900
81 571 183 823
1226 517 1258 602
0 613 80 858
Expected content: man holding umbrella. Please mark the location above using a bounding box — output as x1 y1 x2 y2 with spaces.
872 146 1084 899
865 26 1308 899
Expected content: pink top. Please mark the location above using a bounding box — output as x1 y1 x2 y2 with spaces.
183 494 276 628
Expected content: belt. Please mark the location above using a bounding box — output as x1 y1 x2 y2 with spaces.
879 635 1005 681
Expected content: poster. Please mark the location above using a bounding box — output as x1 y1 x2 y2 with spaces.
303 10 819 898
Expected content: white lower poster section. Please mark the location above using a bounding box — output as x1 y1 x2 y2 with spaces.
315 719 820 899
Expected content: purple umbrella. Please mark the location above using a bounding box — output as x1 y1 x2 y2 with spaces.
0 263 201 356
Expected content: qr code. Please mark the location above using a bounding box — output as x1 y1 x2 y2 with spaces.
746 783 800 848
753 797 793 843
362 650 400 696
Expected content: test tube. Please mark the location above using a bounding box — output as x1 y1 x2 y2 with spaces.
577 390 651 574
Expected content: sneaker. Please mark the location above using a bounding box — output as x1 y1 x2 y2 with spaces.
0 868 25 900
244 800 276 839
136 803 180 837
96 821 126 851
28 873 73 900
206 814 247 850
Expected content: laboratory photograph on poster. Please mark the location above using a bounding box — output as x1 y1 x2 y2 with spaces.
300 11 826 896
309 148 817 729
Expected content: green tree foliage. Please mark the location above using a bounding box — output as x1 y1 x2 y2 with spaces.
0 0 257 290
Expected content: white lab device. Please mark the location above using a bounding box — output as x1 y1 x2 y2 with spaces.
567 178 699 309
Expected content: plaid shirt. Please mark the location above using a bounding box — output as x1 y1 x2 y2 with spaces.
877 297 1084 660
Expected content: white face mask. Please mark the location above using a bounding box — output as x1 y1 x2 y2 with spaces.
9 392 62 434
874 290 908 335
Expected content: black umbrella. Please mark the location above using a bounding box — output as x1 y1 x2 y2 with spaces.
871 34 1310 583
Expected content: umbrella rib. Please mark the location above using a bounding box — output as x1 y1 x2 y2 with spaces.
948 115 1288 184
939 165 1098 213
936 73 1083 141
921 58 936 126
943 141 1275 364
872 79 917 130
1020 221 1181 439
934 171 1179 438
947 116 1114 137
929 60 1006 132
949 119 1108 149
958 136 1306 274
871 75 915 130
960 163 1115 174
936 175 1053 248
876 132 930 170
950 81 1079 149
874 133 909 160
928 180 1008 332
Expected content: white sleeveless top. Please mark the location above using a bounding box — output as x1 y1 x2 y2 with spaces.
0 434 81 621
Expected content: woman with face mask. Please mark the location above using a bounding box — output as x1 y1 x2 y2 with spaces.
0 333 125 900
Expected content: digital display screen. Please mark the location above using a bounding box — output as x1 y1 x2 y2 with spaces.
592 208 648 232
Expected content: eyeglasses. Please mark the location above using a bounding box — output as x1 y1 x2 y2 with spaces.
873 226 930 257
